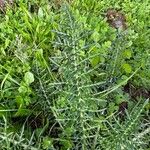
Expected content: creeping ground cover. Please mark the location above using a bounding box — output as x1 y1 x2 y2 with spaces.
0 0 150 149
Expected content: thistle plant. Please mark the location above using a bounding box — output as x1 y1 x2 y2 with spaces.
0 1 149 150
50 6 103 149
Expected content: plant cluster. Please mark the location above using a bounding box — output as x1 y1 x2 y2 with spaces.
0 0 149 149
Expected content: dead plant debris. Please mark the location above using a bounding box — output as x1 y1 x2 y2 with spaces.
106 8 127 30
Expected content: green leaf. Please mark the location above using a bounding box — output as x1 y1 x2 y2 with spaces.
104 41 112 48
42 137 53 149
60 139 73 149
38 7 44 18
89 44 101 66
35 49 46 67
24 72 34 84
124 49 132 59
90 56 100 67
16 95 31 107
91 31 100 42
18 86 27 94
16 95 24 106
108 102 118 114
122 63 132 73
24 96 31 106
5 38 10 49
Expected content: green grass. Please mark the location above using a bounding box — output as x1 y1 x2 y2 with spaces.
0 0 149 149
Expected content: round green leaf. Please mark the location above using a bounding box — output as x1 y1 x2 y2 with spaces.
24 72 34 84
122 63 132 73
